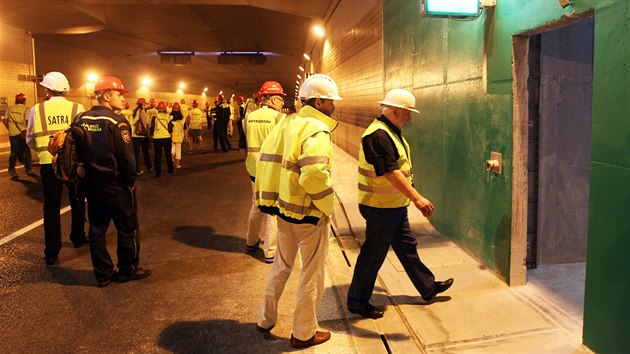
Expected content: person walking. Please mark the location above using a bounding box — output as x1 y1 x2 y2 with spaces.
150 101 174 177
76 76 151 287
347 89 454 319
214 95 231 152
243 81 286 263
170 102 185 169
255 74 342 349
26 71 87 265
2 93 33 179
130 98 153 174
186 99 204 153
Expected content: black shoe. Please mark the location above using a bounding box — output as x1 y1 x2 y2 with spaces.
246 239 260 253
72 238 89 248
44 256 59 266
290 331 331 349
97 278 111 288
9 170 19 179
256 324 275 333
422 278 454 301
348 303 384 319
112 267 152 283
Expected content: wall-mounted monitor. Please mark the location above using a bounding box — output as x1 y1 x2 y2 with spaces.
420 0 480 17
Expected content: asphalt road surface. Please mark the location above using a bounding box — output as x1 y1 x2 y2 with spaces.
0 133 354 353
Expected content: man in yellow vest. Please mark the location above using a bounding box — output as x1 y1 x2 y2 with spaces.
243 81 286 263
25 71 87 265
186 99 204 153
255 74 341 349
2 93 32 178
347 89 454 319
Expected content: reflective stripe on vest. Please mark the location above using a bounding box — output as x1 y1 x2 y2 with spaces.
244 108 284 177
33 101 78 164
255 106 336 220
357 119 413 208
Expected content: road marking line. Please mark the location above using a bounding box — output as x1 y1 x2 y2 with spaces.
0 205 71 246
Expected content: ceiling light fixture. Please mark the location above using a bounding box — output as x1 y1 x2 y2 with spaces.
299 66 305 72
303 53 311 61
313 25 325 38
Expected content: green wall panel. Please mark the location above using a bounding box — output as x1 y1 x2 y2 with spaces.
591 4 630 166
584 163 630 353
383 1 628 349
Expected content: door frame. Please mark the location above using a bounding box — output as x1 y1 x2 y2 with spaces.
510 9 594 286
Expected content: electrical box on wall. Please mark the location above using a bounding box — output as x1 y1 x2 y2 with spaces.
420 0 480 17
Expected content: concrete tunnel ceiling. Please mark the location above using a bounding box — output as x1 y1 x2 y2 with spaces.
0 0 337 100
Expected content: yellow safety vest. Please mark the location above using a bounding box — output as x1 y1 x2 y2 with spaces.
255 105 337 221
188 107 203 129
119 109 133 123
358 119 414 208
6 104 28 136
171 119 185 143
152 112 172 139
32 99 81 164
244 106 285 178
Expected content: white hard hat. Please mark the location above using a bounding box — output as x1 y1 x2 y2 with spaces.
379 88 419 113
40 71 70 92
299 74 343 101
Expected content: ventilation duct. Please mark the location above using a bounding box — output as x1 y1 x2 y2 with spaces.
218 52 266 65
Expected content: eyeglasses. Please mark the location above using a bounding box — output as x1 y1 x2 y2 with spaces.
274 96 285 102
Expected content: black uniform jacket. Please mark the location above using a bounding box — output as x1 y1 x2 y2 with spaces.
77 105 137 187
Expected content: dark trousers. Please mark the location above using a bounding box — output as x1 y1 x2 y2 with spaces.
215 120 230 152
132 137 152 172
153 138 173 177
347 204 435 309
84 182 139 281
9 135 31 171
41 164 86 258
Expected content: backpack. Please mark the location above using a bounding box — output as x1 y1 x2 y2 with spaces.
47 124 85 183
134 115 147 136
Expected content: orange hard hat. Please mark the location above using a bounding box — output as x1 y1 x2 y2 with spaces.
259 81 285 96
172 102 181 111
94 76 128 94
192 99 198 107
217 94 225 101
137 97 146 104
15 93 26 103
157 101 167 111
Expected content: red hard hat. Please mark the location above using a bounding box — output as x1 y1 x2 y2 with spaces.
15 93 26 103
259 81 285 96
137 97 146 104
157 101 167 111
217 94 225 101
149 98 156 107
192 99 198 107
94 75 128 94
237 96 245 103
172 102 181 111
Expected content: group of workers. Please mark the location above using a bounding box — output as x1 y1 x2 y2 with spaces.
2 70 455 349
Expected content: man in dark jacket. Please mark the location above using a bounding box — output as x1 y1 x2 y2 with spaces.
77 76 151 287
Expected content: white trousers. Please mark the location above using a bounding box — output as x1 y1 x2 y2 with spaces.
171 142 182 159
246 181 277 258
258 216 330 341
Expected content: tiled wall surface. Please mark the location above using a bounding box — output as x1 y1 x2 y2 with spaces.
0 23 36 146
318 1 384 157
